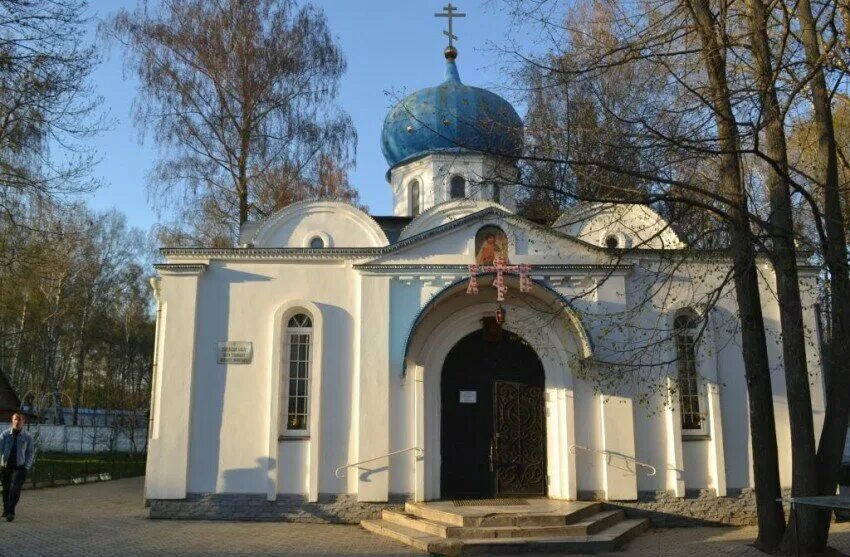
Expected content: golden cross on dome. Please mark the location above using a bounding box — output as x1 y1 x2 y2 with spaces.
435 3 466 48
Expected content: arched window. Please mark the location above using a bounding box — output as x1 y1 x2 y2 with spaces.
674 311 705 433
450 175 466 199
309 236 325 249
410 179 421 216
284 313 313 432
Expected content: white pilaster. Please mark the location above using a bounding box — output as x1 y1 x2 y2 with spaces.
146 263 206 500
664 378 686 497
414 365 426 501
600 395 638 500
595 274 638 501
707 382 727 496
550 386 577 499
357 275 391 501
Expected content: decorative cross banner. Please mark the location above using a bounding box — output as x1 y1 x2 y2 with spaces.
467 257 532 301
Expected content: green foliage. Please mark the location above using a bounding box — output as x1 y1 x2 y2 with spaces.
0 202 155 423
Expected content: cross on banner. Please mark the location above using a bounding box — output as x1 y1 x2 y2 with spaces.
435 3 466 47
467 257 532 302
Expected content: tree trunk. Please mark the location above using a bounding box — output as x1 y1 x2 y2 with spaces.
72 303 90 426
797 0 850 547
10 292 28 389
745 0 821 550
685 0 786 549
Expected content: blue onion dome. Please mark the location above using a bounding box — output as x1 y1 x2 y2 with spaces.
381 47 524 169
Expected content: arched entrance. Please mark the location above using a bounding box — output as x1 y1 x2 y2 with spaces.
440 328 547 499
404 275 594 501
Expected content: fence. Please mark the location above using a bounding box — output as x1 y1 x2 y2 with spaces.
0 423 147 454
23 452 147 489
0 423 148 490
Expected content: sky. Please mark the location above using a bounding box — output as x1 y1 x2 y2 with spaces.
81 0 539 230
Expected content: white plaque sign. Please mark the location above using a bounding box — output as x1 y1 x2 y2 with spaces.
218 341 253 364
459 390 477 404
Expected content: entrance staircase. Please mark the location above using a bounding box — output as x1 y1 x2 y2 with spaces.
361 499 649 555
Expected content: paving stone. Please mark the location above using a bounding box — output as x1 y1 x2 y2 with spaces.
3 477 850 556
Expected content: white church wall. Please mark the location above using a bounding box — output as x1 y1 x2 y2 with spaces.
250 201 388 248
378 217 602 267
712 289 752 489
553 203 685 250
632 398 668 493
753 265 825 489
572 378 605 495
596 275 639 500
388 279 425 496
758 263 793 488
146 265 204 500
682 440 711 488
149 215 825 505
171 260 360 498
356 275 392 502
389 153 519 217
799 272 827 446
623 268 680 495
277 440 309 494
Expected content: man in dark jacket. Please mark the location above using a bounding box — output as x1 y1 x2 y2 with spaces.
0 412 35 522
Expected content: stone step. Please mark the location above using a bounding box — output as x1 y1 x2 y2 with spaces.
403 499 602 527
381 509 449 537
383 508 625 539
362 517 651 555
457 519 651 555
361 518 454 554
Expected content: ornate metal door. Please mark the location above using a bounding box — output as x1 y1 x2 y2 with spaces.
441 330 546 500
493 380 547 497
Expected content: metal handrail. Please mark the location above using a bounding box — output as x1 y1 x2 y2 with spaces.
569 444 657 477
334 446 424 478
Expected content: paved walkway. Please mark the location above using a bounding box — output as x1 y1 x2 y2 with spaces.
2 477 850 556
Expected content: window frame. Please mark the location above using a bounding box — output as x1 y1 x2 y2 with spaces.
449 175 466 199
409 178 421 216
282 314 313 436
674 311 710 437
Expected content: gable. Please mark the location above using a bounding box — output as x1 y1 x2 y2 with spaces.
249 200 389 248
554 202 685 250
362 208 608 267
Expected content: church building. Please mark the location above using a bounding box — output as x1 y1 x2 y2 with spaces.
145 24 824 537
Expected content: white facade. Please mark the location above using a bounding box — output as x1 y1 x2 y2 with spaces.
147 195 824 504
146 54 825 507
389 152 519 216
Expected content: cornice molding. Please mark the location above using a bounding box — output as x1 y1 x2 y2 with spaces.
153 263 208 276
160 247 381 260
354 263 633 273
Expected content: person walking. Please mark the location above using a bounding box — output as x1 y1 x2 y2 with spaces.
1 412 35 522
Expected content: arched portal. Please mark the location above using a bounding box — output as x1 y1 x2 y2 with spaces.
441 329 546 499
404 275 594 502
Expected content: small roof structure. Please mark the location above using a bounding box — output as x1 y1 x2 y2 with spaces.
0 368 22 420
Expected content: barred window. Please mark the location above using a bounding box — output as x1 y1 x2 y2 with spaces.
285 314 312 432
450 175 466 199
675 312 703 432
